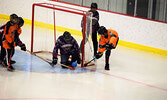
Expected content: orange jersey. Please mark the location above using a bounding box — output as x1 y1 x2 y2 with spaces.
98 29 119 53
17 28 22 35
2 24 19 49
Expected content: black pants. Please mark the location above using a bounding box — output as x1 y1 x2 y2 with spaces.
0 46 15 65
92 31 98 56
80 31 98 56
60 51 79 67
105 38 119 65
105 49 111 65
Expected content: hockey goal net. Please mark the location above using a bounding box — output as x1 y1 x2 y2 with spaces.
31 3 94 67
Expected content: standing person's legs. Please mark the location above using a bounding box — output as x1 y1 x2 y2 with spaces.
7 48 14 65
0 46 6 65
4 48 15 71
10 48 16 64
92 31 98 56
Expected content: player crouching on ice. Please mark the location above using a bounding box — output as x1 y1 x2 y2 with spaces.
52 31 81 68
95 26 119 70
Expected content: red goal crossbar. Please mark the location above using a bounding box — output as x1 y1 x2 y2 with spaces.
31 3 87 67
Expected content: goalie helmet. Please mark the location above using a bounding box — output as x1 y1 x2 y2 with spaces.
91 3 98 9
98 26 107 35
17 17 24 27
63 31 72 43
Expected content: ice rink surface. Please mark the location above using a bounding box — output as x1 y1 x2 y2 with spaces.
0 21 167 100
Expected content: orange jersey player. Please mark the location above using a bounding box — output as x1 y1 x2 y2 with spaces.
95 26 119 70
1 14 18 71
1 15 26 71
2 24 18 49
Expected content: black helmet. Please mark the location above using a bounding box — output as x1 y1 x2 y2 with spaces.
98 26 107 35
63 31 72 43
10 13 18 24
10 13 18 20
17 17 24 27
91 3 98 9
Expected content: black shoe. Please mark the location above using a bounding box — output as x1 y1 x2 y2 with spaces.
105 64 110 70
2 61 8 66
7 66 15 71
11 60 16 64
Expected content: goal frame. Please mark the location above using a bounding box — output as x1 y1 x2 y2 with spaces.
31 3 87 67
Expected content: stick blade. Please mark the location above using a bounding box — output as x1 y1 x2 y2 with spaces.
68 66 75 70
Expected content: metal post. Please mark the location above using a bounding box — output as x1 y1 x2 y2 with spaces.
81 14 86 67
53 5 56 44
31 4 35 52
134 0 138 16
163 0 167 22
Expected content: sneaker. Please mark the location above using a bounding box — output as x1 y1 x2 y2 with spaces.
7 66 15 71
105 64 110 70
11 60 16 64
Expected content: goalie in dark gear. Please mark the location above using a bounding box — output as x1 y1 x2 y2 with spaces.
52 31 81 68
95 26 119 70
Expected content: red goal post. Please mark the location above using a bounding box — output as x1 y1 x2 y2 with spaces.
31 3 89 67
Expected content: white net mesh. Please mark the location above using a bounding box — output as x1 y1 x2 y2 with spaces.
31 3 94 66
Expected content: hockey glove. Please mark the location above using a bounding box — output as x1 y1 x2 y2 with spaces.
77 56 81 64
106 43 114 50
52 58 58 65
95 52 103 59
21 44 26 51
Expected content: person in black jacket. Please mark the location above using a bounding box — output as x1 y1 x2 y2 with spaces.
80 3 100 56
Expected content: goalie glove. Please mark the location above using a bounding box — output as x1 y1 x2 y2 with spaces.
52 58 58 65
95 52 103 59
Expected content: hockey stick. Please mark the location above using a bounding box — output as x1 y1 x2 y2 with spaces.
44 57 75 70
26 49 75 70
58 63 75 70
84 56 96 67
26 49 54 67
84 52 103 67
